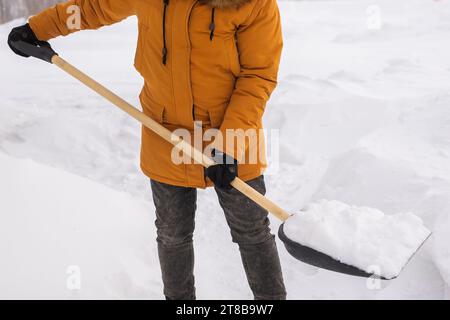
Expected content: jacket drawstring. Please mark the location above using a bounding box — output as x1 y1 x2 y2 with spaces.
209 8 216 41
161 1 216 65
162 0 169 65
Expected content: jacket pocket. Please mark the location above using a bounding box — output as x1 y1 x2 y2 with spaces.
141 92 166 124
134 23 148 76
225 37 241 77
208 103 227 128
149 98 166 124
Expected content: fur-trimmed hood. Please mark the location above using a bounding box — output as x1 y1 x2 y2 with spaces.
198 0 252 9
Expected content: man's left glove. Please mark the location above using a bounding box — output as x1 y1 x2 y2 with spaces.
8 23 39 57
205 150 238 190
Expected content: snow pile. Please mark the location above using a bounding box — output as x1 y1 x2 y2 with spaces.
284 200 431 279
0 151 161 299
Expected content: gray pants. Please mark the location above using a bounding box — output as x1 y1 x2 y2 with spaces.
151 176 286 300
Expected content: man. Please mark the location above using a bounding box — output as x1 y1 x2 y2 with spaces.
8 0 286 300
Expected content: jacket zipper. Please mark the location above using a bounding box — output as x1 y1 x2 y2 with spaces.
186 0 198 123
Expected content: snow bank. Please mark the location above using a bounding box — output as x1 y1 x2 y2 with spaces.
0 152 161 299
284 200 431 279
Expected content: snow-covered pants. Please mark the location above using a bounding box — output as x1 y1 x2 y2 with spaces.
150 176 287 300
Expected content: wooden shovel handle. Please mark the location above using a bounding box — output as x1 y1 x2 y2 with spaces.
52 55 291 221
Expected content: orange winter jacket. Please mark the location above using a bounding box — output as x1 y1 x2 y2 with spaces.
29 0 283 188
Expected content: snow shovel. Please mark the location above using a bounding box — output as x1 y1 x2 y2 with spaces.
10 40 429 280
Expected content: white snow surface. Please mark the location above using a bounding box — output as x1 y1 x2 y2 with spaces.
284 200 431 279
0 152 159 299
1 0 450 299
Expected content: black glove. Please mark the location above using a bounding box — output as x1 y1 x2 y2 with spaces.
8 23 39 57
206 150 238 190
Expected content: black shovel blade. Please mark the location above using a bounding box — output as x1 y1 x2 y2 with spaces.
278 223 388 279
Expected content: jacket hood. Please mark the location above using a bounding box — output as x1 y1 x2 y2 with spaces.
198 0 252 9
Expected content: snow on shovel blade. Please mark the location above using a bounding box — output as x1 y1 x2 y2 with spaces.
278 223 379 278
278 200 432 280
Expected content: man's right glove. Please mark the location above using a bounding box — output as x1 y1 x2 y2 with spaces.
8 23 40 57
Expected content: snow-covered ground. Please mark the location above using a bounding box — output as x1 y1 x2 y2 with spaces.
1 0 449 299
